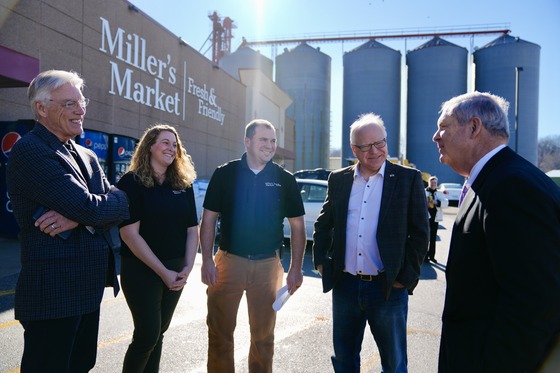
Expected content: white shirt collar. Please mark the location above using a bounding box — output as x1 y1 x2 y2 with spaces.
467 144 506 186
354 161 386 181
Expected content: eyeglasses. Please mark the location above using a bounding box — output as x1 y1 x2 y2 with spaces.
352 138 387 152
49 98 90 110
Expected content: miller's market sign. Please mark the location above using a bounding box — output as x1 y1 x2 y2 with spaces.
98 17 225 125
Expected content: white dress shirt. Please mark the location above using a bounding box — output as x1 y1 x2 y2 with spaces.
344 163 386 276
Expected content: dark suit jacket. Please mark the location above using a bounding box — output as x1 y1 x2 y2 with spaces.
439 147 560 373
312 161 429 299
6 123 129 321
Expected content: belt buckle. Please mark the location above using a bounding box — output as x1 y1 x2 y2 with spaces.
357 273 379 281
246 251 276 260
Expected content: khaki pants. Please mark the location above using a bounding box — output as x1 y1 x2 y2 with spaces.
206 250 284 373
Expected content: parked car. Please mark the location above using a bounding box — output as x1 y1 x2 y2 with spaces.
293 168 331 180
438 182 462 206
193 179 220 238
193 179 209 220
283 179 328 242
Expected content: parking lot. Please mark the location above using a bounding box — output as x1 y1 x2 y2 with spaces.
6 206 554 372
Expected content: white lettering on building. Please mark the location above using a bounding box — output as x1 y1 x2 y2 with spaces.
187 78 225 125
99 17 225 124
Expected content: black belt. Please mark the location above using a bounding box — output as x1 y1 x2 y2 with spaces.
220 249 277 260
353 272 383 281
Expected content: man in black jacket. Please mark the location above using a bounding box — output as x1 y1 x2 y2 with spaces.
313 113 429 373
434 91 560 372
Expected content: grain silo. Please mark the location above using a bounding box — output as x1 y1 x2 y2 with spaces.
474 34 540 165
275 43 331 171
219 46 274 80
342 39 401 165
406 37 468 183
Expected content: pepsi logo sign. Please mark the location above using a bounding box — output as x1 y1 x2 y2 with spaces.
1 132 22 159
117 146 134 158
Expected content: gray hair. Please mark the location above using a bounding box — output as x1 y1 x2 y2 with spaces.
349 113 387 144
28 70 85 120
439 91 510 140
245 119 276 139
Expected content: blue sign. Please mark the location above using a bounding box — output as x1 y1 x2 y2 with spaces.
110 135 137 183
0 121 33 238
77 130 109 175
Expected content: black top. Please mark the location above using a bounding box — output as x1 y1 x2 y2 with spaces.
203 153 305 256
117 172 198 259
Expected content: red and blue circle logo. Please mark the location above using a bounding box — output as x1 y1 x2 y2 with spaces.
1 132 22 159
85 138 93 148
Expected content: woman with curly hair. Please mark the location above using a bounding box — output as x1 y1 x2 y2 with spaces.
117 123 198 372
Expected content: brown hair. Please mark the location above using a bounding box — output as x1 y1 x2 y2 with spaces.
128 123 196 189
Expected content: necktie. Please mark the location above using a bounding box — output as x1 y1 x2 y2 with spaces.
459 183 469 206
64 142 96 235
64 146 115 293
64 142 89 181
64 142 77 157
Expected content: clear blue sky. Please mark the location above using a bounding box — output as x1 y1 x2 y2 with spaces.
130 0 559 149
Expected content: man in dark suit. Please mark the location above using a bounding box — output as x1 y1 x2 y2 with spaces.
313 113 429 373
6 70 129 373
434 92 560 372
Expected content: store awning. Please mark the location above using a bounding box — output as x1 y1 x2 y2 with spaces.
0 45 40 88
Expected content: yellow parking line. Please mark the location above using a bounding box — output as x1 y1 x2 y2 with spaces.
407 326 441 337
98 334 131 349
0 319 20 329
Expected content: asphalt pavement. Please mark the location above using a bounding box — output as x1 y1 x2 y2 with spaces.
0 207 500 372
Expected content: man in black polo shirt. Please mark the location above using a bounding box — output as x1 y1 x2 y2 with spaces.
200 119 306 373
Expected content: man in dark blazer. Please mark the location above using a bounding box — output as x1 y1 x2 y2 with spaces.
434 92 560 372
313 113 429 373
6 70 129 373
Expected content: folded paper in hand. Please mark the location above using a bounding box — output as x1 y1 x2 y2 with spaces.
272 285 291 311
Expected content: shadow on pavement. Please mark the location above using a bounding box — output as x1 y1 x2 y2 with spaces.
281 242 320 278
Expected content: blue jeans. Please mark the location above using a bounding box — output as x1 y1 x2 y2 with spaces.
331 272 409 373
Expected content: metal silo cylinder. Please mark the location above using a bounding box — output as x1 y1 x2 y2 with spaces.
474 34 540 165
342 39 401 165
406 37 468 184
275 43 331 171
219 46 274 80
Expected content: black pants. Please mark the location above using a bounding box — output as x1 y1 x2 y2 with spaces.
121 255 184 373
427 218 439 260
20 309 100 373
